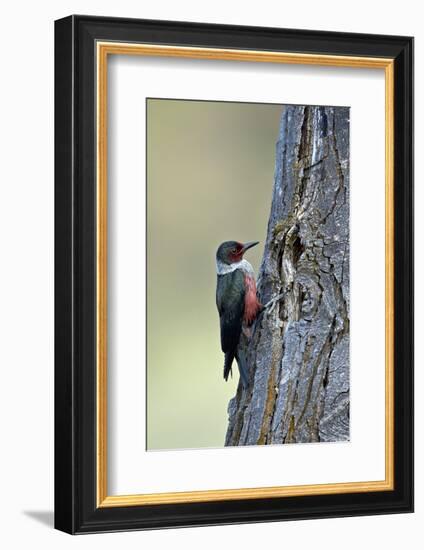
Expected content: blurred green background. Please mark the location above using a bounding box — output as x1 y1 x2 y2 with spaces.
147 99 282 450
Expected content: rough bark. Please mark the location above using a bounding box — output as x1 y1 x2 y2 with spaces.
225 105 350 446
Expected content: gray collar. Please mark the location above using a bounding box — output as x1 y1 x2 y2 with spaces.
216 258 254 276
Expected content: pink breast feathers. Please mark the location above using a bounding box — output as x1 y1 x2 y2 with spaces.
244 274 261 325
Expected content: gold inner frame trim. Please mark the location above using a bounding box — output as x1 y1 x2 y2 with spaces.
96 41 395 508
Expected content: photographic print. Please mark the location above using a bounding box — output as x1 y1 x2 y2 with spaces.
147 99 349 450
55 17 413 532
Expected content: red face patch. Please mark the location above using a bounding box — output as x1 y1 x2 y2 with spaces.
229 243 243 262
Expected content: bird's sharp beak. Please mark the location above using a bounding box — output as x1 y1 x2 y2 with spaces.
242 241 260 253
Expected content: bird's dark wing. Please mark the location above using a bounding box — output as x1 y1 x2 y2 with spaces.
216 269 245 353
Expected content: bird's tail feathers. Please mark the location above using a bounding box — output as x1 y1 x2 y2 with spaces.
236 354 249 389
224 351 249 389
223 351 235 382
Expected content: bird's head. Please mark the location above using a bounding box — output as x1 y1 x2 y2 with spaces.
216 240 259 265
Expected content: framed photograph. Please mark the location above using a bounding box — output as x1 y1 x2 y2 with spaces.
54 15 413 533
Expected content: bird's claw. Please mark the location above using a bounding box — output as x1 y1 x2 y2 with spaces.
263 293 285 314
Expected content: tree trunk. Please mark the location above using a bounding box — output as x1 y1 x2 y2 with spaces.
225 105 350 446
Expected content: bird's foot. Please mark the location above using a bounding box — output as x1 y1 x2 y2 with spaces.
242 325 252 338
263 293 285 315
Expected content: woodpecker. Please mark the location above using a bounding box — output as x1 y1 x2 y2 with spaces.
215 240 262 389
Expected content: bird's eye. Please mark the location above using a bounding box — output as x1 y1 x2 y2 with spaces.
231 248 237 254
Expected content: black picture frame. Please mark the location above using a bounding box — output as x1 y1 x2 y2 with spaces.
55 14 414 534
